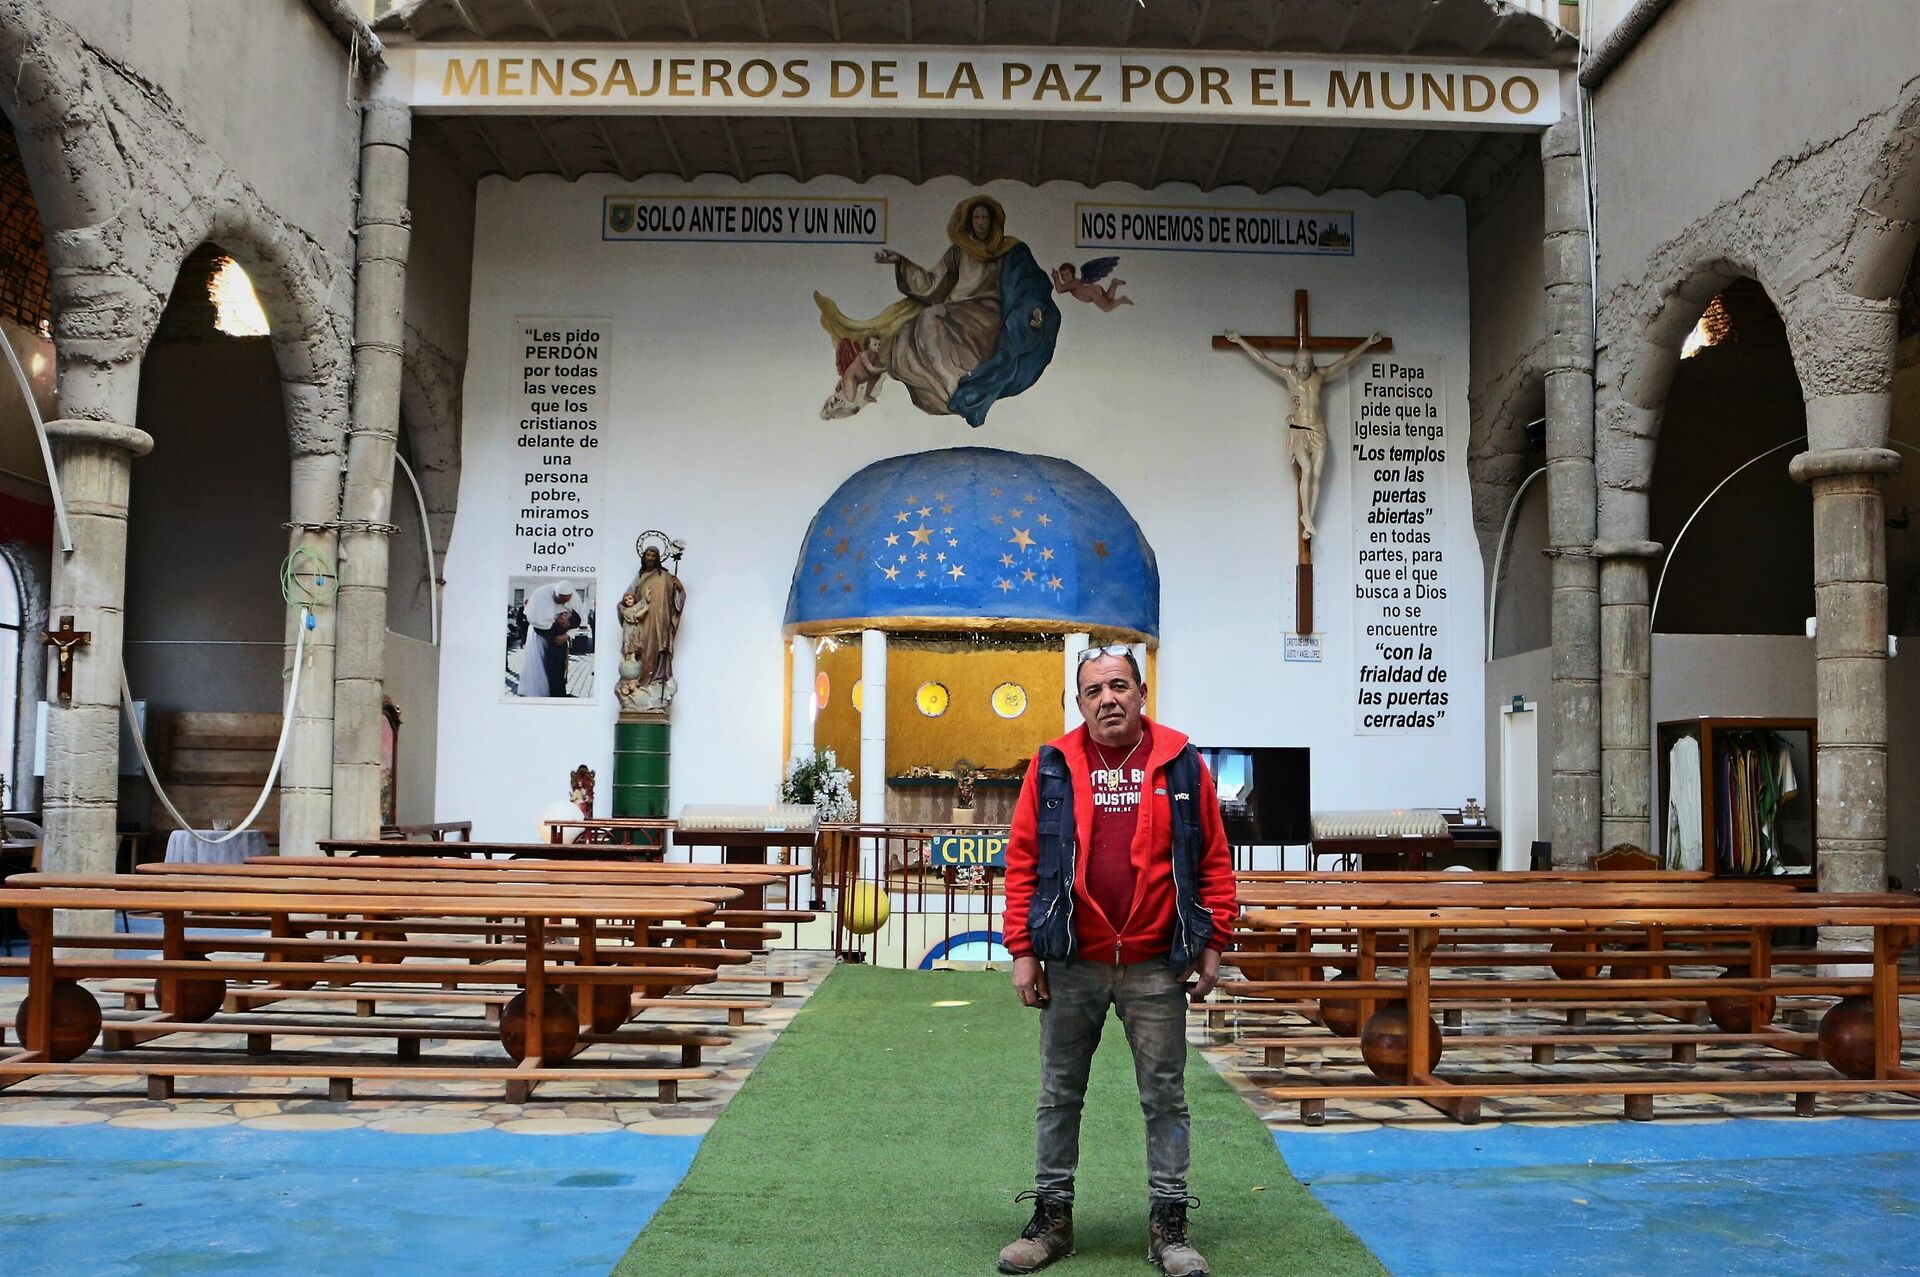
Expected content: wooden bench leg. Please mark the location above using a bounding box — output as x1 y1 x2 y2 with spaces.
728 1009 747 1027
1263 1045 1286 1069
122 992 146 1011
146 1075 174 1101
1624 1094 1654 1121
1442 1008 1462 1029
1531 1044 1556 1065
328 1077 353 1102
1206 1006 1229 1031
680 1045 701 1067
397 1038 420 1061
658 1079 679 1104
1795 1091 1818 1117
1566 1008 1588 1028
768 980 786 997
246 1034 272 1056
484 1004 502 1027
1300 1098 1326 1127
355 1000 375 1018
1671 1042 1697 1064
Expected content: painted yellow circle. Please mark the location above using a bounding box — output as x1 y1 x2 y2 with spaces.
814 671 830 711
916 681 950 717
991 682 1028 719
852 679 864 713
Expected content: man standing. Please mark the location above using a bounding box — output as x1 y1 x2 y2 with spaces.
999 647 1236 1276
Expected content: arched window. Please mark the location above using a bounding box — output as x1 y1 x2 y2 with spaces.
0 555 21 808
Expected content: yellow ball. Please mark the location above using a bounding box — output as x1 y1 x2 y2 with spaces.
842 882 891 936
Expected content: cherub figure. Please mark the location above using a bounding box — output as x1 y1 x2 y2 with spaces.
1052 257 1133 312
821 334 887 420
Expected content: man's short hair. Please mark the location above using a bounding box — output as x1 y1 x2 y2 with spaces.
1076 647 1142 693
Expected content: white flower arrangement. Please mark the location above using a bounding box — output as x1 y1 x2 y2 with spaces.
783 748 856 823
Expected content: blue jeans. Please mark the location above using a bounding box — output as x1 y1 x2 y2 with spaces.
1034 958 1191 1204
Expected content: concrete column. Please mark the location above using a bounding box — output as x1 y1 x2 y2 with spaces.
1063 631 1090 730
1541 108 1599 865
40 418 152 874
788 636 816 768
1789 444 1900 896
859 628 887 823
1594 539 1661 855
277 451 339 857
331 80 412 840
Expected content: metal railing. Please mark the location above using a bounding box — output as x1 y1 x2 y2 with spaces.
817 822 1014 967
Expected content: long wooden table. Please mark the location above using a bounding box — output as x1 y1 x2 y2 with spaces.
1238 901 1920 1124
0 877 739 1101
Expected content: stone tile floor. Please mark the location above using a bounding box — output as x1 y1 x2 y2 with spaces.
1192 953 1920 1129
0 946 835 1135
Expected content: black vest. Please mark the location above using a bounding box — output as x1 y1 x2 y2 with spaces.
1024 741 1213 969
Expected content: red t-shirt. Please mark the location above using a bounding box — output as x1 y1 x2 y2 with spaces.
1086 726 1150 932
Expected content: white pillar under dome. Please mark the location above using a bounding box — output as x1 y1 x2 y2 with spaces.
1063 632 1090 731
788 636 815 770
859 629 887 823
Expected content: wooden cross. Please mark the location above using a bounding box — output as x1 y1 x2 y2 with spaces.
43 615 90 703
1213 289 1393 636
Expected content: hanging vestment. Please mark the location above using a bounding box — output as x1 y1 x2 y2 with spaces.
1665 734 1703 871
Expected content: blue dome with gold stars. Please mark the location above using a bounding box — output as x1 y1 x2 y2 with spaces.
785 447 1159 642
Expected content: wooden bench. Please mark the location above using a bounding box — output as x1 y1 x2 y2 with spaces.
1238 900 1920 1124
0 879 735 1100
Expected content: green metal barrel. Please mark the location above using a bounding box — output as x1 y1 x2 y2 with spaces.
613 717 671 817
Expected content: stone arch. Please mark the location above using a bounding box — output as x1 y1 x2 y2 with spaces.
1835 79 1920 305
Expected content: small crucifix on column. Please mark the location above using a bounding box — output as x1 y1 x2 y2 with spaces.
1214 289 1390 635
43 615 91 703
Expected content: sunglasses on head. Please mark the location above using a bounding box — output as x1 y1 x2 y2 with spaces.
1076 644 1135 664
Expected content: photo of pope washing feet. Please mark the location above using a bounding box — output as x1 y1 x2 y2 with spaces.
1000 646 1238 1276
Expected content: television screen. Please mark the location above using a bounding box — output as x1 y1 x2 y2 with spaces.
1197 746 1311 845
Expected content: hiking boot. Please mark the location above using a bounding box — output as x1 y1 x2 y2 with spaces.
1148 1198 1209 1277
997 1191 1074 1273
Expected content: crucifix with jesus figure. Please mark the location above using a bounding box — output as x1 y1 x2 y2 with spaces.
1214 290 1391 635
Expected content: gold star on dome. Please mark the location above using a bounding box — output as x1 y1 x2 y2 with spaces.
947 563 965 581
895 511 910 524
918 506 933 518
910 525 934 546
941 504 954 515
905 494 919 503
1009 507 1024 519
1036 513 1052 526
936 552 946 563
842 582 853 594
996 577 1013 593
1000 553 1015 567
882 564 900 581
1092 540 1109 559
884 532 900 547
1021 568 1037 583
1024 493 1039 505
1040 547 1055 561
1047 575 1064 591
934 491 947 502
947 537 958 548
834 539 850 558
990 514 1003 525
1009 528 1035 551
917 551 928 562
916 569 926 579
942 527 954 535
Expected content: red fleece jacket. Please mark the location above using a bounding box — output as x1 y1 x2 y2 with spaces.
1001 719 1237 964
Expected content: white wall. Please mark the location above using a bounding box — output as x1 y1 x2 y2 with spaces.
438 173 1483 837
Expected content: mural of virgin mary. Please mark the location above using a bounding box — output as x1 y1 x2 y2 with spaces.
815 195 1061 427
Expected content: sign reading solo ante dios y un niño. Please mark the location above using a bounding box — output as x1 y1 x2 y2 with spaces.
390 46 1560 131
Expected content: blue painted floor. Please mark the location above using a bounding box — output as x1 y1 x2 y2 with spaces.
0 1126 698 1276
1277 1117 1920 1277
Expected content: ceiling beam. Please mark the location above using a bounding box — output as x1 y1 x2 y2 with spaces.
785 118 807 181
752 0 771 39
591 117 637 181
598 0 629 40
1146 122 1174 189
973 120 984 185
517 0 558 38
656 117 691 182
679 0 700 38
1262 0 1287 50
445 0 485 37
1426 134 1483 198
1189 0 1214 46
975 0 987 42
1313 127 1362 197
902 0 913 41
828 0 843 41
1399 0 1439 54
526 116 573 181
1049 0 1063 44
1205 123 1239 191
913 118 925 184
468 118 517 180
1263 125 1303 193
1470 9 1509 57
1373 130 1428 197
1030 120 1047 187
847 120 864 182
1088 122 1109 187
719 117 748 182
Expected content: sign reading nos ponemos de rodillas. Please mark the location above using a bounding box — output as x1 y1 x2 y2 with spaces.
929 835 1007 868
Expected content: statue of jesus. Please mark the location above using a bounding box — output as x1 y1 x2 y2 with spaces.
617 544 687 712
1224 329 1384 540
